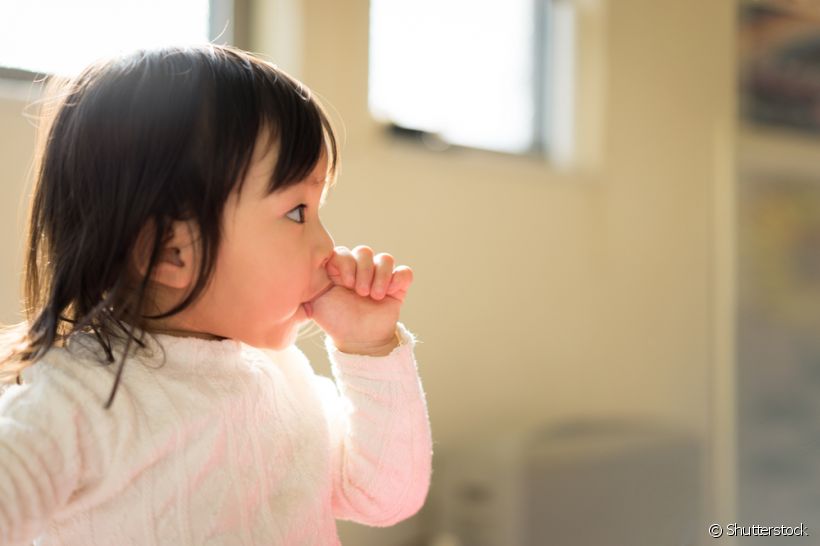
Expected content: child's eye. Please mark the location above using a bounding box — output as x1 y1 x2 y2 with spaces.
286 204 307 224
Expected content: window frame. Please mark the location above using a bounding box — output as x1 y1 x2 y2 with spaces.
0 0 250 82
368 0 558 158
370 0 606 172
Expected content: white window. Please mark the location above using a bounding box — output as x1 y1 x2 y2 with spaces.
368 0 577 157
0 0 243 78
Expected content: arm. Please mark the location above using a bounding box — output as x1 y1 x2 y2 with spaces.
0 364 91 545
315 321 433 527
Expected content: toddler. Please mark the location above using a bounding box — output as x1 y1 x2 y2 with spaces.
0 44 432 545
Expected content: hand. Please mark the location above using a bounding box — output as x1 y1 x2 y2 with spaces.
310 245 414 355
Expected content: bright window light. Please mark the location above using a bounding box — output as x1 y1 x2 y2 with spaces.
369 0 538 154
0 0 211 77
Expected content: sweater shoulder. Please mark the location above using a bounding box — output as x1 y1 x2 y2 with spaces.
5 337 125 414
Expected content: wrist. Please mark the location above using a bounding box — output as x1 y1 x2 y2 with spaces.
332 328 401 356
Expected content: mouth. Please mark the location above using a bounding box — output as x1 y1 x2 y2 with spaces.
301 283 334 319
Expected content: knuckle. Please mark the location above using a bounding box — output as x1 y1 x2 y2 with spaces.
358 256 375 271
352 245 374 257
375 252 395 265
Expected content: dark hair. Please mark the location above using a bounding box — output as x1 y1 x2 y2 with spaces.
0 44 338 408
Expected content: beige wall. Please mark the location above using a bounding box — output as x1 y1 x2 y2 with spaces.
283 0 735 433
0 0 738 543
267 0 736 542
0 80 37 326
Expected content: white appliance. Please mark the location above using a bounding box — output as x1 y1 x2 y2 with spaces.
427 418 701 546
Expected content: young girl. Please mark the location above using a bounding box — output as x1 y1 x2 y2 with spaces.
0 44 432 545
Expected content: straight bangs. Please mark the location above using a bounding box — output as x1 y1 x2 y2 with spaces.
208 47 339 200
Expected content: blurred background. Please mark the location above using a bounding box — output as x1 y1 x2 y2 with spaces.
3 0 819 544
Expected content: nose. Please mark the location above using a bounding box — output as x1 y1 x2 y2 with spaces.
316 221 335 270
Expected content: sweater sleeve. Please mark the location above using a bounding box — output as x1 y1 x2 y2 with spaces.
0 361 96 545
316 321 433 527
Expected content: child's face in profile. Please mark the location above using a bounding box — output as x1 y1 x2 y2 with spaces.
141 130 336 349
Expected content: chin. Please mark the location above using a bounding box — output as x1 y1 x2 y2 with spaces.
242 309 302 350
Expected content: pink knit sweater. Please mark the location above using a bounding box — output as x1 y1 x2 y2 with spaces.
0 321 432 545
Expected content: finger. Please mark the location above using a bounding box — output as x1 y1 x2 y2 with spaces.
370 253 396 300
326 246 356 289
386 266 414 301
352 245 375 297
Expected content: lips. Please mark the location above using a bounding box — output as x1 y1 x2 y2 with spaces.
302 283 334 318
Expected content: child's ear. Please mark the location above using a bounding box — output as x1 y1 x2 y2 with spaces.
130 218 198 290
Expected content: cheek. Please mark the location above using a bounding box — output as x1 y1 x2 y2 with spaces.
218 222 313 308
239 255 311 310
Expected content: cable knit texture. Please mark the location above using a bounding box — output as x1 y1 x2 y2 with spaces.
0 321 432 545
